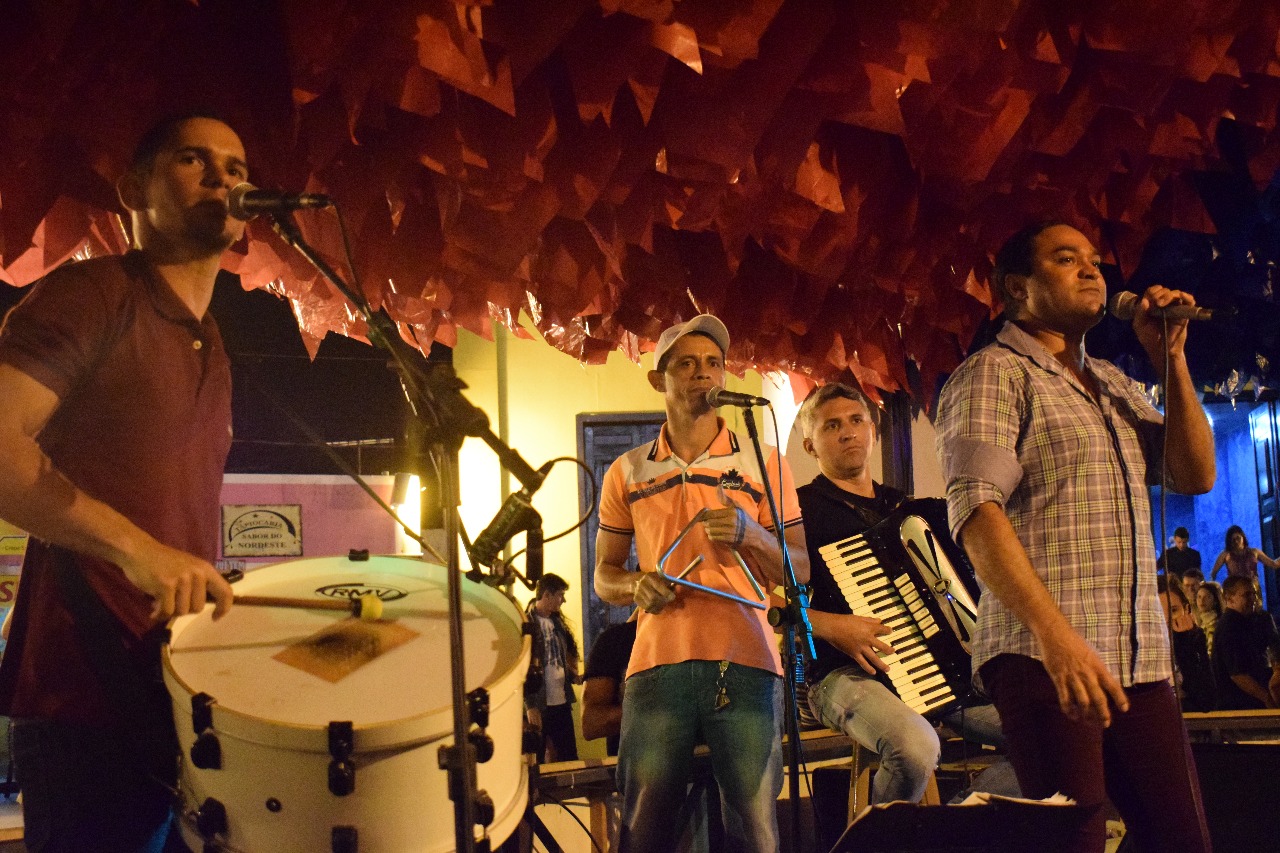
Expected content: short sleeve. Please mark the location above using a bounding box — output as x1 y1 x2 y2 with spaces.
597 456 633 536
0 262 122 400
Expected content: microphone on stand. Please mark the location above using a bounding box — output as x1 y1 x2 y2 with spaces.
227 183 332 221
468 491 538 569
525 524 544 586
706 387 770 408
1107 291 1232 323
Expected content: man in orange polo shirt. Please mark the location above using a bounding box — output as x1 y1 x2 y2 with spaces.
595 315 808 853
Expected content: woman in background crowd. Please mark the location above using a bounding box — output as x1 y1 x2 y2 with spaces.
1211 525 1278 588
1158 576 1216 712
1196 581 1224 655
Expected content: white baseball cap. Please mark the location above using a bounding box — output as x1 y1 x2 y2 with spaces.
652 314 730 370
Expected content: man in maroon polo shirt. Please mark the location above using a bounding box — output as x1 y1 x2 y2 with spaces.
0 114 242 852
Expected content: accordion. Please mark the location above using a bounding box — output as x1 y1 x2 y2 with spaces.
816 498 981 719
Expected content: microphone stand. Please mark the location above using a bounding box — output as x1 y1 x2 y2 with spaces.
268 212 543 853
738 405 814 853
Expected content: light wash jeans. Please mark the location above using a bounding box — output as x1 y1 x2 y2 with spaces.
808 666 1017 804
617 661 782 853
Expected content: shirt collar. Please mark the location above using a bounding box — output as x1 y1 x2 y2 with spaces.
124 250 209 329
996 320 1130 399
652 417 733 463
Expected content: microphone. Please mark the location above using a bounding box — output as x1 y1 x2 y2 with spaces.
1107 291 1232 323
227 183 332 221
468 490 539 568
706 387 770 408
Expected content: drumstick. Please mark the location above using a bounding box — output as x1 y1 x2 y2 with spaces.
234 592 384 620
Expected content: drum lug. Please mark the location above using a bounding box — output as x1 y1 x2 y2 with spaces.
328 721 356 796
468 688 490 728
469 730 495 764
332 826 358 853
474 789 495 827
190 693 222 770
191 731 222 771
195 797 228 840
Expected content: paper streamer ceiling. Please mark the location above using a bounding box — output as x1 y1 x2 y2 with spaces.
3 0 1279 402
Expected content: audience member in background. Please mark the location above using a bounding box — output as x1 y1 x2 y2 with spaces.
580 614 722 853
1212 576 1280 710
581 615 637 757
525 573 580 762
1211 525 1278 588
1158 527 1202 577
1196 581 1224 655
1181 568 1205 619
1157 576 1215 712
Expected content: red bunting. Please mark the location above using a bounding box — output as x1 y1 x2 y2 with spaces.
2 0 1278 398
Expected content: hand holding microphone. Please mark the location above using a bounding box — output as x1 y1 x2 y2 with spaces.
1109 285 1232 365
1107 290 1233 323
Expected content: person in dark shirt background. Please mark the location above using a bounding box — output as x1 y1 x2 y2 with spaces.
1158 527 1201 577
1212 575 1280 710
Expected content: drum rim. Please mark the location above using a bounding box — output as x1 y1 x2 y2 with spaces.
162 555 532 751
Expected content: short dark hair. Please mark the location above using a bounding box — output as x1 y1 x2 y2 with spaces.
535 573 569 599
656 331 723 373
797 382 879 439
127 111 229 179
1222 574 1254 598
1182 568 1204 583
1174 526 1190 540
992 220 1067 311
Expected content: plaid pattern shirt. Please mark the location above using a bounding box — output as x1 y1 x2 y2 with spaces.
936 322 1172 687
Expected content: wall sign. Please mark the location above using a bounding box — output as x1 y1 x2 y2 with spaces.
222 505 303 557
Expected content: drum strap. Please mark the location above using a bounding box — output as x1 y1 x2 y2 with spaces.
51 548 179 787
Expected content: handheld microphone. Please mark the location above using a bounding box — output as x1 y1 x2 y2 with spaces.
706 387 770 408
1107 291 1232 323
468 490 539 568
227 183 332 221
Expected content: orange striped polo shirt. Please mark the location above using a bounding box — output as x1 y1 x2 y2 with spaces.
598 419 802 678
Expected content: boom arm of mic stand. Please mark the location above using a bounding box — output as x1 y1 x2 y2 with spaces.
268 214 545 495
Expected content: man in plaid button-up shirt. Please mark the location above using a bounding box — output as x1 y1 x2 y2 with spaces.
937 222 1216 853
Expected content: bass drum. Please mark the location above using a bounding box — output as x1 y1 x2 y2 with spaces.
163 555 530 852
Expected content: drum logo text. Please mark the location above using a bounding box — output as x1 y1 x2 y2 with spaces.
316 583 409 602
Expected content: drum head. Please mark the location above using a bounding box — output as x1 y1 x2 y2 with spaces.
166 555 524 730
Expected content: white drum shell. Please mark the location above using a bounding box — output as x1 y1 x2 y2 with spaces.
162 556 530 852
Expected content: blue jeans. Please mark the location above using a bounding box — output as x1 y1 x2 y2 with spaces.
12 718 174 853
808 667 1017 804
618 661 782 853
